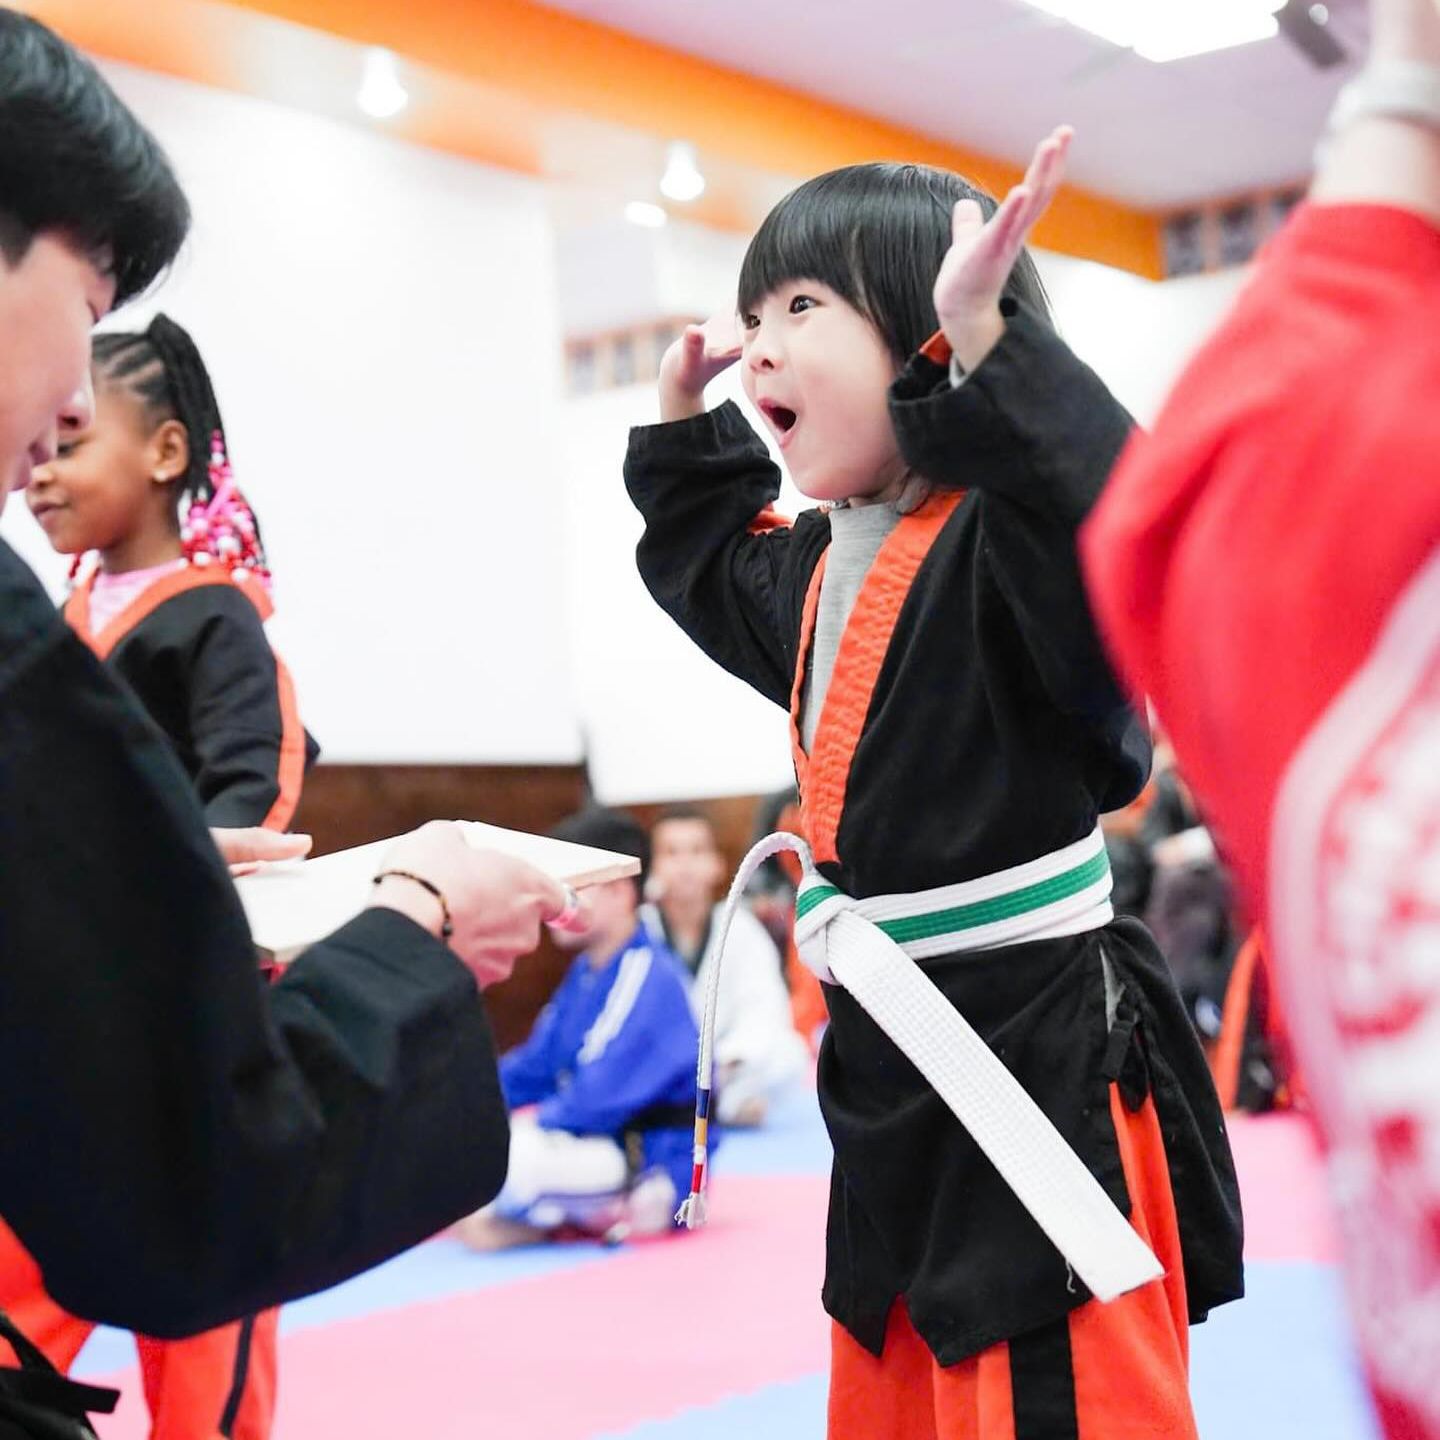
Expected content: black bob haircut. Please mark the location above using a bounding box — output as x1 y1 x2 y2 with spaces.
0 10 190 306
738 162 1052 368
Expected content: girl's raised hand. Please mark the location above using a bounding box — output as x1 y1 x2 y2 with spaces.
658 311 744 422
933 126 1073 373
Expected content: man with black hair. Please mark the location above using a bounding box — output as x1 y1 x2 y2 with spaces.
642 805 807 1127
0 6 570 1359
459 806 701 1249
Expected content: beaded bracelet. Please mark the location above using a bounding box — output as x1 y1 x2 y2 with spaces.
372 869 454 940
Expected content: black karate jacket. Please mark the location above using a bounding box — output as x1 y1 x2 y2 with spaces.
0 539 508 1338
625 307 1244 1364
64 567 318 829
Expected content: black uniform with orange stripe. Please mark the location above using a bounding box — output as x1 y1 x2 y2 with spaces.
64 566 317 829
624 308 1244 1371
47 565 315 1438
0 536 510 1339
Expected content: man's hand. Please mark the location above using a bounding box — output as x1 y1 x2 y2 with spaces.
368 821 590 989
212 827 312 878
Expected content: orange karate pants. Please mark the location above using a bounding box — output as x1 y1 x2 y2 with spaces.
0 1219 277 1440
828 1087 1199 1439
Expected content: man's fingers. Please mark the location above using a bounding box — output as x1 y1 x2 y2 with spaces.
543 882 593 935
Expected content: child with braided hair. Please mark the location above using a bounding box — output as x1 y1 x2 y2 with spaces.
28 313 313 828
0 312 311 1439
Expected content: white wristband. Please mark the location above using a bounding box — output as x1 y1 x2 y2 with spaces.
1321 61 1440 160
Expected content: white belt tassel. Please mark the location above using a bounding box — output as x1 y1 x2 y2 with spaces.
675 830 1163 1306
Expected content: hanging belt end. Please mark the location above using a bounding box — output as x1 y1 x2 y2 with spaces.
1086 1241 1165 1304
675 1190 709 1230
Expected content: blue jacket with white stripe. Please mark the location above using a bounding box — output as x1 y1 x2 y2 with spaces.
500 926 702 1203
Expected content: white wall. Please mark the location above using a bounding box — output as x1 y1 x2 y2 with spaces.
555 214 771 336
1 63 582 764
560 367 804 805
0 60 1250 795
1036 251 1250 425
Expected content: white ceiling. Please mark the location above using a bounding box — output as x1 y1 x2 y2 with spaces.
538 0 1370 208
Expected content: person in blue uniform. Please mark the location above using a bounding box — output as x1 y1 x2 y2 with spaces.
459 807 703 1248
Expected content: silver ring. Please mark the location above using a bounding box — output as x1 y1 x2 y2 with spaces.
545 883 585 932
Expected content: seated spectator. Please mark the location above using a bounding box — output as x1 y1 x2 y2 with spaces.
1144 826 1238 1042
458 806 700 1249
643 806 809 1127
1136 779 1286 1112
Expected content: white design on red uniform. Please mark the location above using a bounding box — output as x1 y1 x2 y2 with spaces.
1271 548 1440 1430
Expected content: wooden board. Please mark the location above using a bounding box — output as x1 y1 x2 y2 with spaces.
236 820 638 953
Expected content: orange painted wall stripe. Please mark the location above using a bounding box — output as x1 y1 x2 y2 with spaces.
224 0 1164 276
32 0 1164 277
29 0 551 177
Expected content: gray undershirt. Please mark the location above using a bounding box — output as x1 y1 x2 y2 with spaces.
801 503 902 752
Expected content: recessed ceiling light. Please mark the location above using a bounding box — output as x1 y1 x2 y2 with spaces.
659 141 706 203
1018 0 1287 62
1308 3 1329 22
357 47 408 119
624 200 668 229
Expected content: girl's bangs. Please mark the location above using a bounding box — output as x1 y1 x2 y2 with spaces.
737 181 868 318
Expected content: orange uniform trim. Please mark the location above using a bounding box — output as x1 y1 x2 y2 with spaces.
746 506 792 537
63 565 302 831
791 491 965 867
788 551 828 831
919 330 954 367
1213 930 1264 1112
261 649 307 831
65 565 274 661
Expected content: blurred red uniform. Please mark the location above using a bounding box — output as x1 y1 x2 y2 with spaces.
1084 201 1440 1440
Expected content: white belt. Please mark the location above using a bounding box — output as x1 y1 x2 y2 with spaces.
676 826 1163 1306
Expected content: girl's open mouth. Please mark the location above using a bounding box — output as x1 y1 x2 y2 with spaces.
757 399 799 445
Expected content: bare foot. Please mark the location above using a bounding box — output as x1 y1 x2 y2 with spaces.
455 1212 551 1251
